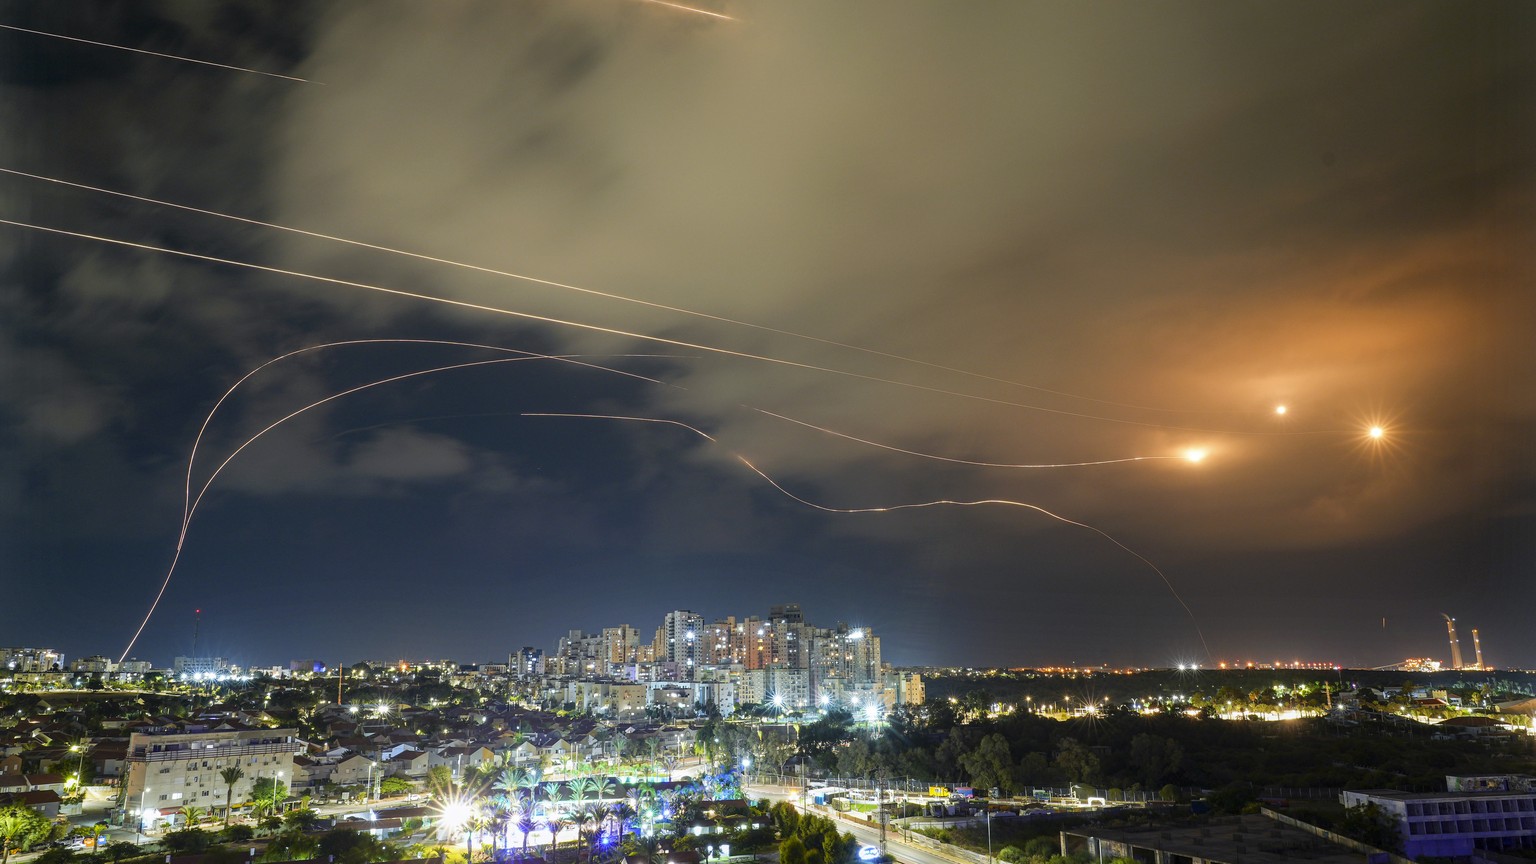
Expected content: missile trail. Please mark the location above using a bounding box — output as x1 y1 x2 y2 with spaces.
119 346 676 663
526 411 1212 659
0 217 1344 436
118 328 1197 661
0 24 314 82
745 406 1185 468
1 166 1249 417
636 0 738 21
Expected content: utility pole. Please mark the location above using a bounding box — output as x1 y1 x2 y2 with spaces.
877 774 887 859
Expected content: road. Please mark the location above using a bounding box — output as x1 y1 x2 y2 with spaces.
744 783 984 864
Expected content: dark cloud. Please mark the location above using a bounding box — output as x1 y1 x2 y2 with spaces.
1 1 1532 667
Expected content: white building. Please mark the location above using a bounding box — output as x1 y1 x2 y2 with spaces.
2 647 64 672
121 726 300 828
1341 776 1536 859
173 657 236 679
662 610 706 676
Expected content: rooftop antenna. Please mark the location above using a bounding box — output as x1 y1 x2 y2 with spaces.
1442 614 1464 670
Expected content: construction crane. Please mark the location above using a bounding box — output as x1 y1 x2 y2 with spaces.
1442 614 1464 670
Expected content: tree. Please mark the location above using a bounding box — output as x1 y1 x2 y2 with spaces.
959 734 1014 796
1339 802 1402 853
822 829 856 864
427 765 453 798
572 805 597 864
180 804 207 827
220 766 246 827
779 836 808 864
836 739 873 779
162 828 213 853
86 822 109 851
515 811 537 858
609 802 636 848
219 824 255 843
102 842 141 863
545 815 569 853
1127 734 1183 789
1052 738 1100 785
285 809 322 832
250 776 288 818
0 804 52 864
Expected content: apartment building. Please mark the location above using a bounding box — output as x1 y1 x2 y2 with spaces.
1341 775 1536 859
120 725 301 826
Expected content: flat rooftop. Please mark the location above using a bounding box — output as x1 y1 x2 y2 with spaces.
1063 814 1372 864
1348 788 1536 801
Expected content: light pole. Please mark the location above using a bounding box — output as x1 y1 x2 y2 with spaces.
137 786 150 844
984 805 992 864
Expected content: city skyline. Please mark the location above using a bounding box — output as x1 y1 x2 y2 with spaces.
2 2 1532 668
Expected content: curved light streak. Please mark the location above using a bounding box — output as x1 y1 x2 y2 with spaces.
119 346 676 662
524 412 1212 658
746 406 1183 468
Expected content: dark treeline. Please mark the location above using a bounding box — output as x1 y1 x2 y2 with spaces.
920 668 1536 709
793 699 1536 798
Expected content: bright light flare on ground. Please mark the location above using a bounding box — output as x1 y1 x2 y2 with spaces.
436 792 477 834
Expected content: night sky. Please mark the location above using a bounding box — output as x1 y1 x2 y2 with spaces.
2 1 1532 670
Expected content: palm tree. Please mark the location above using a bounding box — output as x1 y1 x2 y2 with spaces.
540 781 565 806
179 804 206 827
484 800 510 861
516 768 542 803
87 822 109 852
608 802 635 849
515 811 537 859
220 766 246 827
544 814 568 855
284 808 321 832
1 805 51 864
571 806 596 864
569 776 597 804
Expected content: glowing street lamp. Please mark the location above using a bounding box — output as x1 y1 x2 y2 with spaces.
138 786 151 843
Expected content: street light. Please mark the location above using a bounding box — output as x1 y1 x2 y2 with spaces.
138 786 151 844
984 805 992 864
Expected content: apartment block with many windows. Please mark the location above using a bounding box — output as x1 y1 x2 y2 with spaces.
120 726 301 829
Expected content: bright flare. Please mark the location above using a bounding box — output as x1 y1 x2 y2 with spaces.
1275 405 1287 415
1184 448 1208 463
1368 426 1385 439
